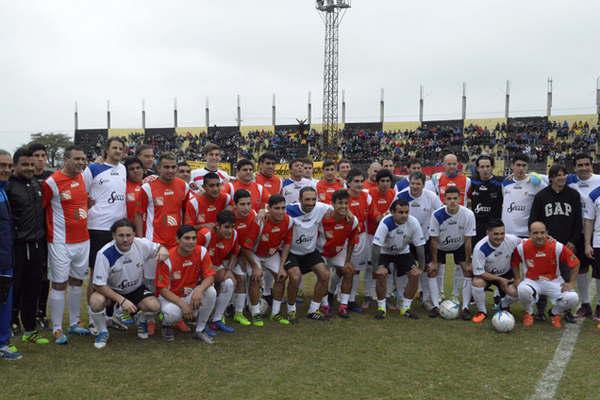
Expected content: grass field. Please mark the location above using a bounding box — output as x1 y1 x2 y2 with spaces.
3 271 599 400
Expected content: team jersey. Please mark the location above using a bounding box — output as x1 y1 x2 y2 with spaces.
472 234 521 276
363 180 378 192
196 227 240 267
468 176 503 223
224 180 269 212
373 214 425 255
318 211 359 258
83 162 127 231
287 201 331 255
156 245 215 297
394 176 435 194
234 210 260 250
511 238 579 281
430 173 471 205
255 173 282 196
190 167 230 186
583 187 600 247
396 188 442 241
429 205 476 251
42 171 89 244
93 238 159 294
126 180 142 222
138 177 189 248
184 192 231 228
348 190 372 234
501 175 546 237
316 178 345 205
367 188 395 235
567 173 600 224
255 214 293 258
281 178 316 204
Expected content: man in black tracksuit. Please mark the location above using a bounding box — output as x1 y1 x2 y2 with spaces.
529 164 582 322
5 148 49 344
468 155 504 244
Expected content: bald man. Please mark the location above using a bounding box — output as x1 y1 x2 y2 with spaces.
363 162 381 191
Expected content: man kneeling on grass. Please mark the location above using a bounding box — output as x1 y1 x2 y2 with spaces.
89 219 169 349
156 225 218 344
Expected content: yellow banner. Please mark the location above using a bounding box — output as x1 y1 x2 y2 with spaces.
275 162 323 179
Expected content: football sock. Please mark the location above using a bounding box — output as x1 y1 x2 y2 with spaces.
233 293 246 313
577 274 590 304
461 278 472 310
271 299 282 316
67 285 82 326
213 278 234 322
428 277 440 308
340 293 350 305
472 286 487 313
89 309 107 333
49 289 65 332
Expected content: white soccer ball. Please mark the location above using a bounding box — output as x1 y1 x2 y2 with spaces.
491 311 515 333
439 300 460 320
258 298 270 316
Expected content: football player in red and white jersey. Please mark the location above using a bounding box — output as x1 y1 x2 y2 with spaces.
256 152 282 196
252 194 293 325
135 153 189 288
223 159 269 212
319 189 359 318
124 157 144 223
230 189 263 326
346 169 373 312
41 145 91 344
197 210 239 333
429 153 471 206
175 161 192 184
190 143 231 190
512 221 579 329
185 172 231 232
316 160 345 205
363 162 381 192
156 225 217 344
337 159 352 183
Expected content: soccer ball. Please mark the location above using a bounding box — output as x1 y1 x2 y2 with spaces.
439 300 460 320
491 311 515 333
258 298 270 316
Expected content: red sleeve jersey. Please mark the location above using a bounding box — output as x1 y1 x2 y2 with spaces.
156 245 215 297
196 227 240 267
363 179 378 192
43 171 89 244
185 192 231 227
349 190 372 234
138 177 189 248
255 173 282 197
367 188 395 235
231 180 269 212
235 210 260 250
255 214 293 258
319 211 359 258
511 238 579 281
316 179 345 205
126 180 142 222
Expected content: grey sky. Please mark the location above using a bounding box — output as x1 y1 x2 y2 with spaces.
1 0 599 151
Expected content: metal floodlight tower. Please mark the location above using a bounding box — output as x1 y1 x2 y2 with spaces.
316 0 350 148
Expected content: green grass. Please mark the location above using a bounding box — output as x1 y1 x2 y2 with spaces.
3 272 598 400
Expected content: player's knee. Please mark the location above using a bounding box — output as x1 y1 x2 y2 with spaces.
88 293 106 312
288 270 301 284
205 285 217 301
374 268 387 280
161 303 182 325
472 277 485 288
140 296 160 313
562 291 579 307
517 283 537 303
221 278 235 293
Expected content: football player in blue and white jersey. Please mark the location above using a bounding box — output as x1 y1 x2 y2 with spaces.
284 187 332 322
567 153 600 318
371 199 426 320
281 158 317 205
89 219 169 349
470 219 521 323
429 186 477 319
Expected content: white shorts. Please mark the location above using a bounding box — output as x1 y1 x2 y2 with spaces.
48 241 90 283
251 252 281 274
143 258 157 280
518 278 566 304
351 232 370 271
233 257 250 276
325 247 347 269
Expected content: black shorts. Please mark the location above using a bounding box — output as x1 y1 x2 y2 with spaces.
575 234 594 273
378 253 417 276
591 249 600 279
437 245 466 264
119 285 154 306
410 238 432 264
89 230 114 271
474 224 487 247
482 270 514 297
284 250 325 275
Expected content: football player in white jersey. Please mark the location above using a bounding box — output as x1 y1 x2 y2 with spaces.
284 187 332 322
281 158 316 204
470 219 521 323
371 199 426 319
302 159 319 187
501 153 546 238
190 143 231 190
397 171 442 309
582 183 600 323
89 219 168 349
568 153 600 318
429 186 477 319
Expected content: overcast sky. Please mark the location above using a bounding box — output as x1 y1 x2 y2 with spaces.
1 0 599 151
